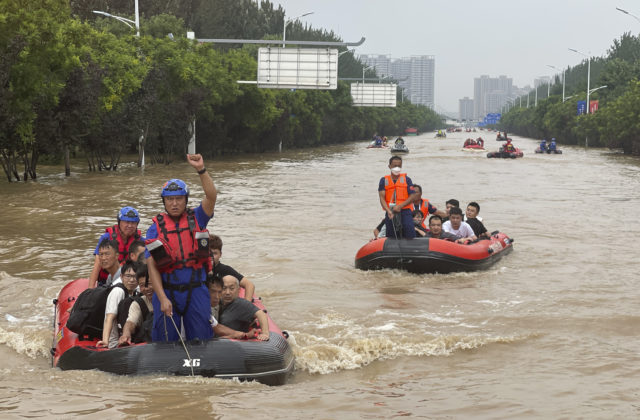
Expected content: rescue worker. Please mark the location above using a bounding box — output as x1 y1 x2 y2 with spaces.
412 184 447 230
549 138 557 153
88 206 142 288
146 154 217 342
378 155 419 239
503 138 516 152
539 138 547 152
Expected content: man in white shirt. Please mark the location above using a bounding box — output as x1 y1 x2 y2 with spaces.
443 207 477 244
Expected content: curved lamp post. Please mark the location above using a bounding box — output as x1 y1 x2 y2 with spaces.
93 0 139 37
568 48 591 113
616 7 640 24
283 11 314 48
547 64 565 102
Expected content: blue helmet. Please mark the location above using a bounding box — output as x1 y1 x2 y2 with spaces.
118 206 140 223
161 179 189 197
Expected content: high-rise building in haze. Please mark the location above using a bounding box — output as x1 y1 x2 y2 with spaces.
360 54 435 109
473 75 513 118
459 97 474 121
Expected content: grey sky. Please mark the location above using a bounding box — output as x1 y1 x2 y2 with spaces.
272 0 639 112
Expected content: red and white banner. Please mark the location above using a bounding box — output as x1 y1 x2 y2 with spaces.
589 100 599 113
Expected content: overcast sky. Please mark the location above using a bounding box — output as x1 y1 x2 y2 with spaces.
272 0 640 112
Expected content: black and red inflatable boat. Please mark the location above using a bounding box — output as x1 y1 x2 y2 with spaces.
355 232 514 274
52 279 295 386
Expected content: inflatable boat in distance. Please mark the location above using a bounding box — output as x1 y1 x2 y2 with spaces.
355 232 513 274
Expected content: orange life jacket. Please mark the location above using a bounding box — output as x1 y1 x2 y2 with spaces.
384 174 413 210
149 209 211 274
415 198 430 229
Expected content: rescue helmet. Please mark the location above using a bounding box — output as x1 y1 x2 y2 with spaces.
161 179 189 198
118 206 140 223
551 137 556 141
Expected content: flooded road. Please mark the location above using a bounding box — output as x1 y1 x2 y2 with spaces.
1 131 639 418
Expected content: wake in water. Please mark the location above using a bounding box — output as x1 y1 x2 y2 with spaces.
288 311 528 375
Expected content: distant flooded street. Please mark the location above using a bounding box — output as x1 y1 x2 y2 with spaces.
1 131 639 418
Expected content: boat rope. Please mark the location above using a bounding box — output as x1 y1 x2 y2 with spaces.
166 314 195 376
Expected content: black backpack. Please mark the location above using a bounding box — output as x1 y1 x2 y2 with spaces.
66 283 128 339
116 295 152 343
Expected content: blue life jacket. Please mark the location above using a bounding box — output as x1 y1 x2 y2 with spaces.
540 141 547 150
549 141 556 150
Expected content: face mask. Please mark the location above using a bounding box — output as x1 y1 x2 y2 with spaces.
391 167 402 176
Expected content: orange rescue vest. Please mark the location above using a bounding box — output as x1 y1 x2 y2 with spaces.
384 174 413 210
415 198 431 229
149 209 211 274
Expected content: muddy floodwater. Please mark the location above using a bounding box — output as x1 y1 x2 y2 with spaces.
1 131 639 418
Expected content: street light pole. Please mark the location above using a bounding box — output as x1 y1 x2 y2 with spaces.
569 48 591 113
93 0 139 36
616 7 640 24
547 64 565 102
283 11 314 48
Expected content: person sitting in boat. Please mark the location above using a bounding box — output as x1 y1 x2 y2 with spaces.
442 198 460 223
464 202 489 239
128 240 147 264
412 210 429 237
208 234 255 303
378 155 420 239
443 207 477 244
539 138 547 152
463 138 475 147
118 264 153 346
382 136 388 147
219 276 270 341
207 277 257 339
413 184 447 229
476 137 484 147
549 138 557 152
503 138 516 152
97 260 142 348
395 137 404 145
424 216 459 241
373 134 382 146
88 206 143 289
146 154 218 343
97 239 123 287
373 219 386 239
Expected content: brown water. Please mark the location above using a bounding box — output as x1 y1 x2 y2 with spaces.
1 132 639 418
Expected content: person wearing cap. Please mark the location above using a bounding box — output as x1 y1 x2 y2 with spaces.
88 206 143 288
146 154 217 342
378 155 419 239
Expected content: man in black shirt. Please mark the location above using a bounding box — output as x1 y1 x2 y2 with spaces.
465 202 489 239
209 234 255 301
219 276 270 341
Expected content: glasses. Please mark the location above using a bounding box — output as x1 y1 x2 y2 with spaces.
122 274 137 280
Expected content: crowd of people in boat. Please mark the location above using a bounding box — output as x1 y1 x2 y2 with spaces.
463 137 485 148
374 155 490 243
76 154 268 349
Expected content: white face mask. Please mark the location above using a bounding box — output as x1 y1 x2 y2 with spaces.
391 167 402 176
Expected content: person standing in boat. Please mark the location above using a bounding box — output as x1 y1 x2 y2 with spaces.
88 206 143 288
146 154 217 342
378 155 419 239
